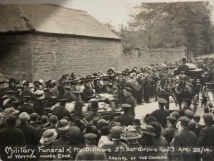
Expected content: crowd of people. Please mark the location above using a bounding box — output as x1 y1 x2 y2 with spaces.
0 57 214 161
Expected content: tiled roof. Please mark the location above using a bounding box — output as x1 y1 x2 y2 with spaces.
0 4 120 40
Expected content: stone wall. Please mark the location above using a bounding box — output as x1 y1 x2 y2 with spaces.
31 33 121 81
0 33 186 81
118 48 186 70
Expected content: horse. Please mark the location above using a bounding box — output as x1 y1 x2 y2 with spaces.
171 77 195 111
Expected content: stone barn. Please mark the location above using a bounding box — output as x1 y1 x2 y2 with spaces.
0 4 121 81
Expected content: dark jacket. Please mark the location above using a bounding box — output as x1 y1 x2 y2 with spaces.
122 95 136 117
51 136 78 160
18 103 35 114
138 134 154 146
115 113 134 127
85 112 102 123
52 106 72 121
151 109 170 128
17 121 39 146
163 125 177 144
29 121 40 128
172 128 199 161
198 125 214 161
83 87 94 102
0 126 27 161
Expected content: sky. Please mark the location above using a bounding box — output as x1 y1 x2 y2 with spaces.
1 0 214 30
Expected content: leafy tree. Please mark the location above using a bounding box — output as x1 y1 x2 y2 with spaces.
127 2 213 55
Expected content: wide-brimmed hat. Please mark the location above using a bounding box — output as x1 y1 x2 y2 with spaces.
40 129 58 145
57 119 70 134
3 107 19 116
121 126 142 140
140 125 156 136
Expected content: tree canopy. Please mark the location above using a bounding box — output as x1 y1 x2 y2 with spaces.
121 2 214 56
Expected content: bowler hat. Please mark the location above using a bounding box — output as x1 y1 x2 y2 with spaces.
132 119 141 125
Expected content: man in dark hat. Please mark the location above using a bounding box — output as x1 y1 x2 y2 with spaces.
52 99 72 120
177 58 189 75
151 98 170 128
75 133 107 161
198 114 214 160
18 95 35 114
72 113 86 132
63 86 76 102
83 79 95 102
115 104 134 126
163 116 177 144
122 87 136 117
85 99 102 123
132 119 142 134
0 116 27 161
171 116 199 161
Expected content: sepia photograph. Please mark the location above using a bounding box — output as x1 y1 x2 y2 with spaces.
0 0 214 160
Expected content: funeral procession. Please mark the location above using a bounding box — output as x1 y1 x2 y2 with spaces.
1 1 214 161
